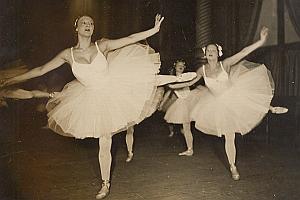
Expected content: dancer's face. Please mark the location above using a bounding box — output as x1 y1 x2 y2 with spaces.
175 62 186 74
76 16 94 37
206 44 218 60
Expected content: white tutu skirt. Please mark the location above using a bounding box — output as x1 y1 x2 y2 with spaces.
46 44 160 138
191 61 274 137
165 86 207 124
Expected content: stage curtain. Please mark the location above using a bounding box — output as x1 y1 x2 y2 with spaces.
286 0 300 38
236 0 263 49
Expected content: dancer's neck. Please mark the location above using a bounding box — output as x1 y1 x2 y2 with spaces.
76 36 92 50
207 59 218 69
176 72 183 76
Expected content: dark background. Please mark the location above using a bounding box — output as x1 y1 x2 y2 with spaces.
1 0 300 96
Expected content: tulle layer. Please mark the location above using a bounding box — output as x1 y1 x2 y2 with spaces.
191 61 274 137
47 44 161 138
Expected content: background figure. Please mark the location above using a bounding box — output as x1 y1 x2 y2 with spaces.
162 60 204 156
158 61 180 138
124 66 197 163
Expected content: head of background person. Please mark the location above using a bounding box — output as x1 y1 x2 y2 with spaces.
170 59 186 76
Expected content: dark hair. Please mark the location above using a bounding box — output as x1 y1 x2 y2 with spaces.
169 59 186 75
205 44 218 53
203 43 223 57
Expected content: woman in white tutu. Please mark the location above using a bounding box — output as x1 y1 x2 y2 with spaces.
0 14 198 199
161 60 206 156
159 60 185 138
171 27 287 181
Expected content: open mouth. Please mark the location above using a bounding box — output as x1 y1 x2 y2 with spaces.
85 28 91 32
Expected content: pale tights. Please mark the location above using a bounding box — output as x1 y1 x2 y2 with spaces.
126 126 134 154
98 136 112 181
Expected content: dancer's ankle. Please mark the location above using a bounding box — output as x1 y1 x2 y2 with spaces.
178 148 193 156
230 165 240 181
96 180 110 199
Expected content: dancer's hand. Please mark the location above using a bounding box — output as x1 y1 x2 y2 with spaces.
153 14 164 33
260 26 269 43
49 92 58 98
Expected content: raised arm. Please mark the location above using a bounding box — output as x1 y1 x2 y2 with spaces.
98 14 164 53
0 49 68 87
222 27 268 68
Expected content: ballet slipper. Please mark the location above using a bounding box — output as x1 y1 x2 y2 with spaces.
96 180 110 199
178 149 193 156
125 152 134 163
180 128 184 135
168 131 174 138
270 106 288 114
41 125 49 129
230 166 240 181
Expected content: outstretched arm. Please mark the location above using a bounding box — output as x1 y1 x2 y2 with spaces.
0 49 68 87
222 27 268 68
98 14 164 53
168 76 201 89
168 67 204 89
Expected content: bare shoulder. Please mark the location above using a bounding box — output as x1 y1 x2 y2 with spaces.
220 60 230 72
58 48 72 64
196 65 204 76
96 38 110 53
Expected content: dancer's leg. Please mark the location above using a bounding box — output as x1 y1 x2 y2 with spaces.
125 126 134 162
96 136 112 199
168 124 175 137
3 89 50 99
178 123 193 156
224 133 240 180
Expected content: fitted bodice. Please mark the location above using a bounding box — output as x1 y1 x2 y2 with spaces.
70 42 109 88
203 62 231 95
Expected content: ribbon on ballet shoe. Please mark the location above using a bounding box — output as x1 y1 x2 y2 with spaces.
125 153 134 162
96 180 110 199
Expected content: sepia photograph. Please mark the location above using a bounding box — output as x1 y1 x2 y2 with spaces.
0 0 299 199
